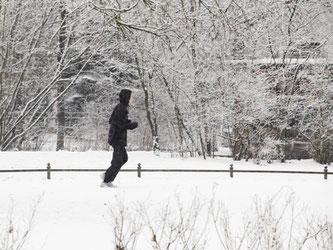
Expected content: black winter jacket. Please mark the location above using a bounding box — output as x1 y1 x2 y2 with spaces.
108 89 138 147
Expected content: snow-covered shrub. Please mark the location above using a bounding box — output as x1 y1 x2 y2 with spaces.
143 195 207 250
108 193 333 249
0 200 39 250
108 202 143 250
108 195 207 250
210 192 333 250
254 137 283 164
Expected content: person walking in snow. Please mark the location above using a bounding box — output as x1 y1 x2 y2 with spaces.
101 89 138 187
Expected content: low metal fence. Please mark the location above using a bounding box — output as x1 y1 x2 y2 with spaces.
0 163 331 180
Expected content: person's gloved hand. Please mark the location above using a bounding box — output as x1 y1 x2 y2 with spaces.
130 121 138 130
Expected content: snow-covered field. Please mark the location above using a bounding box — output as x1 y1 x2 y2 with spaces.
0 151 332 250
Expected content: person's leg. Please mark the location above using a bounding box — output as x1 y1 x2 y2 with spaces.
123 147 128 165
104 146 127 183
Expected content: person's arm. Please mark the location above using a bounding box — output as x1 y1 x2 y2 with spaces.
114 106 138 130
127 120 138 130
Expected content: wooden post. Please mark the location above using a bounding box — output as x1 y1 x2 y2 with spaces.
137 163 141 178
324 166 328 180
230 164 233 178
47 163 51 180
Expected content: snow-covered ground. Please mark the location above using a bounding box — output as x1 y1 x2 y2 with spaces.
0 151 332 249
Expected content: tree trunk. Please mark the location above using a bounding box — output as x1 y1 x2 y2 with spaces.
149 79 160 154
135 56 160 154
161 76 196 155
56 2 67 151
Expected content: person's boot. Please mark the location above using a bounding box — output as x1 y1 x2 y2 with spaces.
100 181 116 188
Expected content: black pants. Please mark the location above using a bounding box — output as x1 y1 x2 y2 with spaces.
104 146 128 183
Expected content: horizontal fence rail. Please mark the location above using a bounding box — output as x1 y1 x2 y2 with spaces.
0 163 332 180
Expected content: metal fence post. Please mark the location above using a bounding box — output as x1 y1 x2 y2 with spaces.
47 163 51 180
324 166 328 180
230 164 233 178
137 163 141 178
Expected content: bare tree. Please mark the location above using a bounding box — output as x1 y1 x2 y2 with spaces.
0 1 115 150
